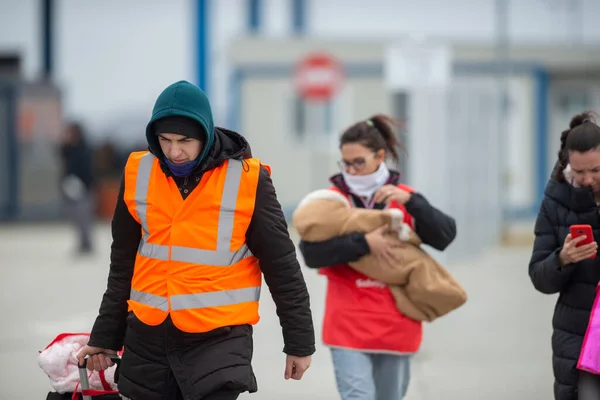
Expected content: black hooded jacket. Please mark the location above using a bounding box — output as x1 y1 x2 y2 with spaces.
86 78 314 399
529 178 600 400
88 127 316 358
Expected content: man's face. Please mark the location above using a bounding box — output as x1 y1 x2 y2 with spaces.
158 133 203 164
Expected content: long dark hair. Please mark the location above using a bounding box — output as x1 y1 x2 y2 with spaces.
554 111 600 181
339 114 403 162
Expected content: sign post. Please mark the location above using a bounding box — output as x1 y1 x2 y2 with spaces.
293 52 345 198
384 41 453 263
384 42 451 91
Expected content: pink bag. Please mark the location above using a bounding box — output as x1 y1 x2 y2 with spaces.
578 284 600 373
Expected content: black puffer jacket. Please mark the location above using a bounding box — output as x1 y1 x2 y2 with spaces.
529 178 600 400
88 127 315 399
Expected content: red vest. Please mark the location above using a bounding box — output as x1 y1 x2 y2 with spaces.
318 184 423 354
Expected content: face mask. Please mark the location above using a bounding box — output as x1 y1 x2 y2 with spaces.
164 157 199 177
342 162 390 199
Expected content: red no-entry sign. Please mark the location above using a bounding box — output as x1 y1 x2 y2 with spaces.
294 53 344 101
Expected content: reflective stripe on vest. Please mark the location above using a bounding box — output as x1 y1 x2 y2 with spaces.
130 288 169 312
129 286 261 312
128 153 261 314
133 152 252 266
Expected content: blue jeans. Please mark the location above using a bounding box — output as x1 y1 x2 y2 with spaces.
330 348 411 400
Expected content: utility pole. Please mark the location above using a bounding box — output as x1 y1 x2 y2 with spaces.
495 0 510 238
569 0 583 45
41 0 54 80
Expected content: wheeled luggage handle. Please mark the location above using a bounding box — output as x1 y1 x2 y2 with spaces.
77 353 121 400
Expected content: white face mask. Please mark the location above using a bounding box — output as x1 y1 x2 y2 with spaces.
341 162 390 199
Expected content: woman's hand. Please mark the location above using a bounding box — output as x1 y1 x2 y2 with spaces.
559 234 598 266
373 184 412 205
365 225 403 265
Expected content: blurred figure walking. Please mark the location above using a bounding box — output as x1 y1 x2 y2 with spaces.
59 121 95 254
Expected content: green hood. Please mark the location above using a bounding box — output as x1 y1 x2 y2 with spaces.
145 80 215 163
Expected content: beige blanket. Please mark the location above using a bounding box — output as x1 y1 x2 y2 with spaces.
293 189 467 322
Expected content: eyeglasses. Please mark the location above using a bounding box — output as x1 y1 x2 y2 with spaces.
337 153 377 172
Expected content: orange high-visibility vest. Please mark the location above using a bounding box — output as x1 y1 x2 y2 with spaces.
122 151 267 333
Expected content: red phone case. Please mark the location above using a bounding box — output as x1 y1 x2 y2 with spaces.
570 225 595 257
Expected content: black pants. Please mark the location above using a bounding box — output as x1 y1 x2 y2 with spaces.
124 389 239 400
200 390 240 400
118 315 256 400
174 389 240 400
579 371 600 399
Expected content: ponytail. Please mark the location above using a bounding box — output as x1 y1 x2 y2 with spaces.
368 114 402 162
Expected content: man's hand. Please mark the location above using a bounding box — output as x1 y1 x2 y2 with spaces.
284 355 311 380
76 345 118 371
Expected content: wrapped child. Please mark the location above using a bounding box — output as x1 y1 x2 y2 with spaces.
293 188 467 322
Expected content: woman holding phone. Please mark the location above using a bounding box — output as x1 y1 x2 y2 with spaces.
529 111 600 400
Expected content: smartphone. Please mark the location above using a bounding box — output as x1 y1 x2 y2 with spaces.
570 225 595 258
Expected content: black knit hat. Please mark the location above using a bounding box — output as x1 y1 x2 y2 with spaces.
153 116 205 141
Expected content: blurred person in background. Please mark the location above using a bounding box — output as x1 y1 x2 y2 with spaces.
94 140 120 179
59 121 95 254
529 111 600 400
76 80 315 400
298 114 456 400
